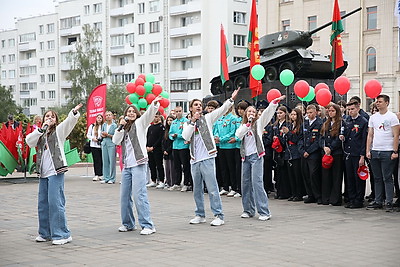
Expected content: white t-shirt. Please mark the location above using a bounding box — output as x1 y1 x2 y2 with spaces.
244 130 257 156
369 111 399 151
192 133 215 163
41 146 57 178
124 137 139 168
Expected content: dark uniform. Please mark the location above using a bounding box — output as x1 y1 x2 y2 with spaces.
343 115 368 208
298 117 323 203
273 121 291 199
262 124 275 193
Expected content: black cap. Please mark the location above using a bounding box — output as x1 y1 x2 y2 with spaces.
256 100 269 110
8 114 14 120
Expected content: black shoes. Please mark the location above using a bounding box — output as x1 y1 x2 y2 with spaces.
304 197 316 204
366 202 383 209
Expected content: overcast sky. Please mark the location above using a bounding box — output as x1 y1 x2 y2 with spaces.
0 0 56 30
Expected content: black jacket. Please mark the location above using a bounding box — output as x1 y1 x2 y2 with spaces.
319 122 343 156
262 124 274 158
146 123 165 149
284 123 302 160
298 117 323 159
343 115 368 157
162 136 173 160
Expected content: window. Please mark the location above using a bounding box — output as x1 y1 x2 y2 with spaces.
139 64 145 73
9 85 15 92
48 74 56 83
111 35 124 46
233 12 246 24
23 98 37 107
8 39 15 47
47 23 55 33
47 40 55 50
48 57 55 66
40 58 45 67
1 55 5 63
149 21 160 33
149 42 160 54
282 19 290 31
119 0 129 7
182 60 193 70
181 0 193 4
20 66 37 75
40 75 45 83
170 79 201 92
149 1 160 12
40 42 45 51
150 62 160 73
308 16 317 33
60 16 81 29
1 71 6 79
39 25 44 34
233 34 246 47
118 18 128 27
84 5 90 15
233 56 246 62
181 17 193 27
181 38 193 48
124 73 135 83
19 33 36 42
48 90 56 99
138 3 145 14
9 54 15 63
9 70 15 79
367 6 377 30
41 107 45 115
138 44 145 55
93 22 102 31
94 3 102 13
20 82 37 90
366 47 376 72
40 91 45 99
26 51 35 59
138 23 145 34
119 57 128 65
67 36 77 45
125 33 134 45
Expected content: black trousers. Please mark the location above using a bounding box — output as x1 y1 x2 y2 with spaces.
275 160 291 199
219 148 236 191
234 149 242 193
172 149 192 186
263 155 274 193
287 158 304 198
321 154 343 205
345 156 366 205
148 148 164 182
392 156 400 198
91 147 103 176
301 157 322 201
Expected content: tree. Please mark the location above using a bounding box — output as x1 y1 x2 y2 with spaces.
0 84 22 123
106 83 128 116
66 24 111 111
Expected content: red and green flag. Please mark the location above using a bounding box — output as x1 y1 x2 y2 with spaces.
330 0 344 71
247 0 261 98
220 24 230 85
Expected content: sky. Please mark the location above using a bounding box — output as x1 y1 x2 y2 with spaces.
0 0 56 30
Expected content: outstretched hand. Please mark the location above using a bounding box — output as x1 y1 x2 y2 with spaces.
231 88 240 101
73 103 83 113
153 95 163 104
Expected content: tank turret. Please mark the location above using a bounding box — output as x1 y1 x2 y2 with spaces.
210 7 361 96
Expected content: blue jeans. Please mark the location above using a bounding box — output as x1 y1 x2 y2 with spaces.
120 164 154 229
191 158 224 219
38 173 70 240
241 153 271 216
370 150 395 204
102 141 116 182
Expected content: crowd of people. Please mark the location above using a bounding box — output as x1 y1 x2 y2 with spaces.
22 91 400 245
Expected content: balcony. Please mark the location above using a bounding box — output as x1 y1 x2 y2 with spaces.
18 42 36 52
110 65 125 74
170 68 201 80
110 44 134 56
110 26 124 36
170 1 201 16
170 45 201 58
60 81 72 88
170 23 201 38
19 91 30 97
60 26 81 37
60 44 76 53
60 62 72 71
110 3 134 17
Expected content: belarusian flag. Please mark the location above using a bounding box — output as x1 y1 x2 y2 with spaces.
330 0 344 71
247 0 261 98
220 24 230 85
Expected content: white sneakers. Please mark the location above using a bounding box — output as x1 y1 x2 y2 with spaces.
140 228 156 235
168 185 181 191
35 235 50 242
258 214 272 221
227 190 236 197
219 189 229 195
118 225 137 232
181 185 188 192
240 212 251 218
52 236 72 245
92 176 102 181
189 216 206 224
210 216 225 226
156 182 165 189
146 181 157 187
233 193 242 198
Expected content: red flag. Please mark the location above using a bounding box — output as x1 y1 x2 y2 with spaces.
330 0 344 71
86 84 107 129
220 24 230 85
247 0 261 98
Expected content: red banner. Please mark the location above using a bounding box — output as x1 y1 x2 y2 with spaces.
86 84 107 129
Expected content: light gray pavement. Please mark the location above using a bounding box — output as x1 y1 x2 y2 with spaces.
1 164 399 267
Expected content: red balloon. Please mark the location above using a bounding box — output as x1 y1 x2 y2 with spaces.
294 80 310 98
364 79 382 99
158 105 164 113
334 76 351 95
135 78 145 86
315 83 329 94
152 84 162 96
316 89 332 107
162 113 167 120
126 83 136 94
136 85 145 96
125 95 132 105
266 89 282 103
146 93 156 104
159 98 170 108
138 74 146 81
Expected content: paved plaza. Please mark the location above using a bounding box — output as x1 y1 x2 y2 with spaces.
1 164 399 266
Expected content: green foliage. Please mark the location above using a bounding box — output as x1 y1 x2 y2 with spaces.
66 24 111 111
106 83 128 116
0 84 22 123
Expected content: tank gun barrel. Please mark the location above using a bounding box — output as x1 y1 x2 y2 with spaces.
308 7 362 35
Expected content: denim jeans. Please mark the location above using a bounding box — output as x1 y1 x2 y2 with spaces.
102 141 116 183
191 158 224 219
370 150 395 204
38 173 70 240
241 153 271 216
121 164 154 229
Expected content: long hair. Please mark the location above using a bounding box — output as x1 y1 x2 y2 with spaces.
164 115 175 140
321 103 342 137
42 110 59 134
123 105 141 131
94 114 104 134
189 99 202 116
291 108 303 133
273 106 288 126
242 106 257 124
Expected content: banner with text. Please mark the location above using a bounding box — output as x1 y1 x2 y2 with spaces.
86 84 107 129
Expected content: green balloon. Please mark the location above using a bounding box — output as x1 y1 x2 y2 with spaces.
129 93 139 104
145 73 155 83
251 65 265 80
138 98 147 109
280 69 295 86
298 86 315 102
133 103 139 110
144 82 153 93
160 91 169 99
130 79 135 83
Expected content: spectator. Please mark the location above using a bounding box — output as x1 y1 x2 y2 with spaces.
146 113 165 188
5 114 20 129
101 111 117 184
162 115 176 189
87 114 104 181
32 115 42 130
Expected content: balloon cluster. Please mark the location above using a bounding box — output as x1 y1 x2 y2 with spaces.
264 69 295 103
125 73 170 118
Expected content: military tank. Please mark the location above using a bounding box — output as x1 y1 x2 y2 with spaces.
209 7 361 96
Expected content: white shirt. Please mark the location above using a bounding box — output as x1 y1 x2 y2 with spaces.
192 132 214 163
124 137 139 168
41 146 57 178
244 129 257 156
369 111 399 151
